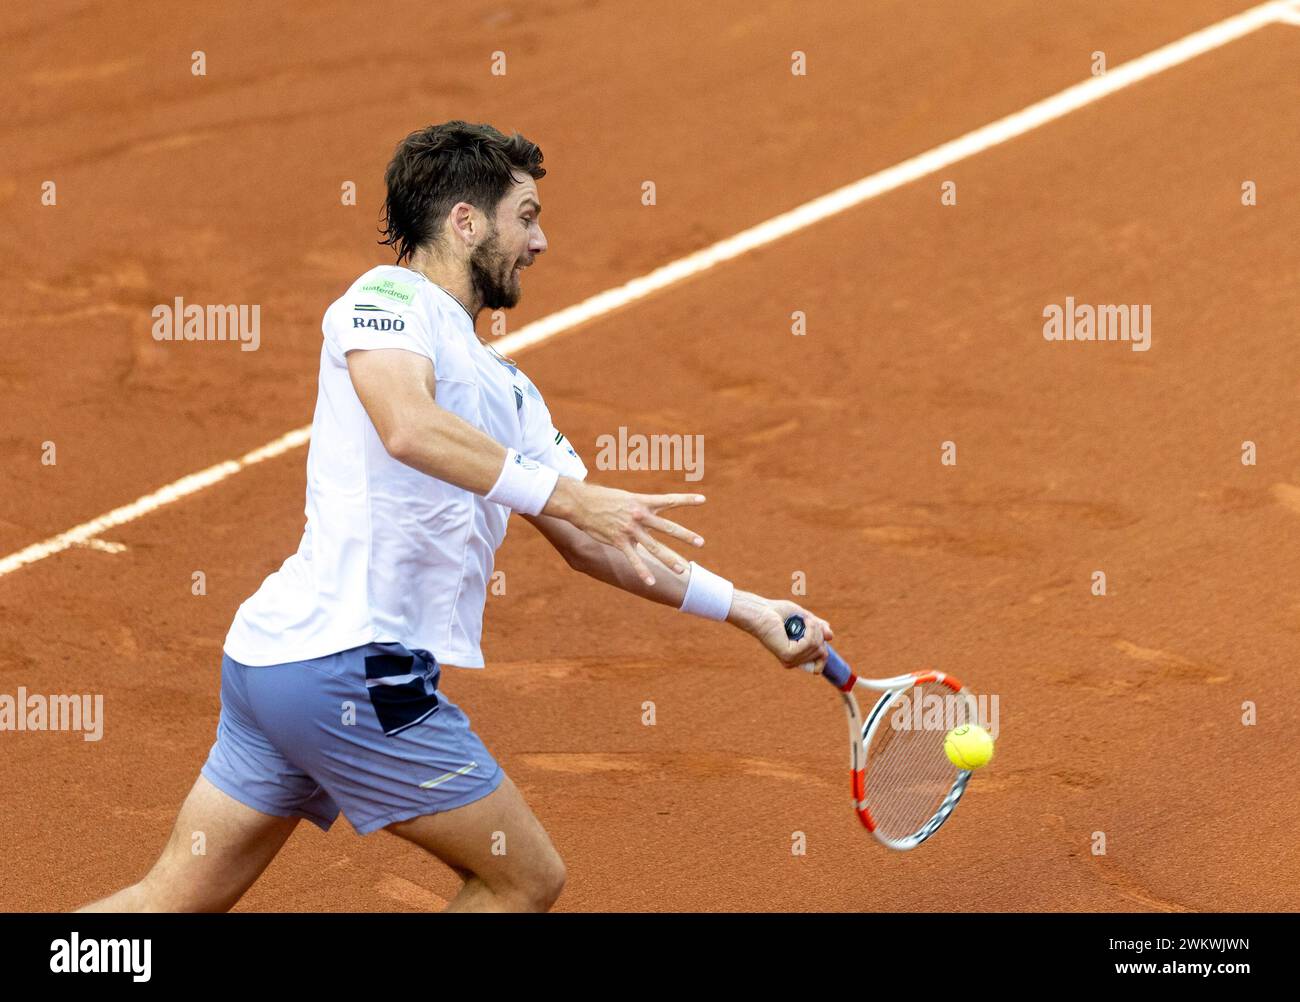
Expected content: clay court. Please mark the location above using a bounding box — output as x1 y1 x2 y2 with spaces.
2 0 1298 911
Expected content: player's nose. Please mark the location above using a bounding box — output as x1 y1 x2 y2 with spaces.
531 224 548 254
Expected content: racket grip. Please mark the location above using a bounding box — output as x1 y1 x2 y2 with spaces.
783 614 854 689
821 646 853 689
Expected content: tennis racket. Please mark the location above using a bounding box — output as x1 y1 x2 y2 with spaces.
785 614 978 851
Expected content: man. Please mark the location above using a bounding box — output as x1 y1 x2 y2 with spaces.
80 121 832 913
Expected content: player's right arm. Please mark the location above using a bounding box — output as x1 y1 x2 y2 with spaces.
345 346 704 583
522 511 833 671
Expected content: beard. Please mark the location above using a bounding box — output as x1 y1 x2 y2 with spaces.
469 228 522 310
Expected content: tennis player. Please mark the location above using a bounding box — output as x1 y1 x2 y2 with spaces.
78 121 832 913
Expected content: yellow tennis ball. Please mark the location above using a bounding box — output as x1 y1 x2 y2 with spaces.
944 723 994 769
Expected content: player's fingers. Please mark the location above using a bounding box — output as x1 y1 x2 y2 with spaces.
787 631 825 668
641 513 704 548
632 527 688 575
791 614 824 647
619 542 656 587
639 493 706 513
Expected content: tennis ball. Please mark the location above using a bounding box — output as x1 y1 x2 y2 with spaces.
944 723 994 770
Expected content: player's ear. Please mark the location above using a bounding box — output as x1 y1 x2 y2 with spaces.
447 202 480 246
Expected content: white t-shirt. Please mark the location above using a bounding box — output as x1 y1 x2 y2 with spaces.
223 265 587 668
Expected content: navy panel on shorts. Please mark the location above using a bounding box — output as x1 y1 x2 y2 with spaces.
363 650 442 736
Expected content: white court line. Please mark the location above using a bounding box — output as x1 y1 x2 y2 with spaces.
0 428 310 576
0 0 1290 581
79 539 128 554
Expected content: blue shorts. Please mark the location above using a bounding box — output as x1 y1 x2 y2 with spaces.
201 642 503 835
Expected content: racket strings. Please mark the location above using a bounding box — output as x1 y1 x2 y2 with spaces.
863 682 971 840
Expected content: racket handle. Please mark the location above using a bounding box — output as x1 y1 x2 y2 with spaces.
821 646 853 689
783 615 854 689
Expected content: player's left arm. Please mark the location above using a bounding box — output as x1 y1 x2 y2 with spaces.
520 512 833 669
513 383 830 668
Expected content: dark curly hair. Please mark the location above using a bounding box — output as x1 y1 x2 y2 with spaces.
380 121 546 264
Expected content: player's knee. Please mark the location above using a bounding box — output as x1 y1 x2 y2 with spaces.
492 848 565 912
531 851 566 911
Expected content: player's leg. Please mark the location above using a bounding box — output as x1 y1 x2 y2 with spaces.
80 651 341 912
259 642 564 911
385 772 565 912
78 775 298 913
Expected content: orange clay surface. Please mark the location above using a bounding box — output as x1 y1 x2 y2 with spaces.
1 1 1298 911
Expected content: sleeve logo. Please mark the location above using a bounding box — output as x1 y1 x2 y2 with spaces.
352 317 406 332
352 304 405 332
359 278 418 305
555 430 579 460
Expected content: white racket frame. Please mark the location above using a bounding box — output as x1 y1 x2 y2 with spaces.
834 670 978 851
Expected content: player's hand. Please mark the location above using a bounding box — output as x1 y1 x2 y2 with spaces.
731 595 834 672
545 479 705 586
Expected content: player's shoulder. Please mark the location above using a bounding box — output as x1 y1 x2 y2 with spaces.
323 265 459 343
333 264 432 314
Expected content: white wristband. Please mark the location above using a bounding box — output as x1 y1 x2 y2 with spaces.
678 562 734 621
486 448 560 515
